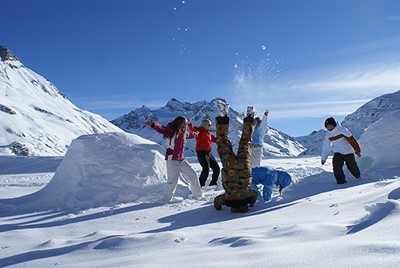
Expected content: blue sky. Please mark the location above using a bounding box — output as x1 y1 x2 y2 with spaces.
2 0 400 136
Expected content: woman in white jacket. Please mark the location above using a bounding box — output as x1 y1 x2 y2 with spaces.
321 117 361 184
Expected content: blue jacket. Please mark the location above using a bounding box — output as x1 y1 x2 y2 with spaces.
252 113 269 145
251 166 292 201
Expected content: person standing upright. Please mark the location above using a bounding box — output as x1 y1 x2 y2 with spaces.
145 116 203 202
188 118 220 187
321 117 361 184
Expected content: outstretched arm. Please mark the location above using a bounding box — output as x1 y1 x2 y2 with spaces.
145 119 173 137
259 110 269 136
187 119 199 132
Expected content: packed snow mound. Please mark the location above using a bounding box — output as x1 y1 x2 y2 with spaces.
0 132 168 214
357 110 400 174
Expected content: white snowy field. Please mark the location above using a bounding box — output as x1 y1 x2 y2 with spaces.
0 156 399 268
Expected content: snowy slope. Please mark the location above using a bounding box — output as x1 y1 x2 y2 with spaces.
112 98 305 157
294 129 326 156
0 45 121 156
296 90 400 155
0 115 399 267
0 156 399 267
341 90 400 139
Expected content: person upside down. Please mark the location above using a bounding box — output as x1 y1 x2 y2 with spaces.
213 101 258 213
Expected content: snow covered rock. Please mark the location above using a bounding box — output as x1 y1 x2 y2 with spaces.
357 110 400 174
0 132 168 214
0 45 122 156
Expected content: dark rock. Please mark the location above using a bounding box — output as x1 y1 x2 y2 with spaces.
0 45 19 61
10 142 29 156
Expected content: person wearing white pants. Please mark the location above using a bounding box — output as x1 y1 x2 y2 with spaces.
164 160 202 202
146 116 202 202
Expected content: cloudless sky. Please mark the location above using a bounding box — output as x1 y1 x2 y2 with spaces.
2 0 400 136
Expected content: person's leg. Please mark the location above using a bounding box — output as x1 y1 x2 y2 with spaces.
180 159 202 199
196 150 210 187
344 153 361 179
216 116 235 170
208 152 220 186
251 146 262 167
333 153 347 184
237 117 256 170
163 161 181 202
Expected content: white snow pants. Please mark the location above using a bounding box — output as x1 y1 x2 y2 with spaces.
164 159 202 202
251 146 262 167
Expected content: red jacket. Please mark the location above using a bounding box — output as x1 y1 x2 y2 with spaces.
189 124 216 152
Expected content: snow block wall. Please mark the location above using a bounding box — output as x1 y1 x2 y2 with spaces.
0 132 168 214
358 110 400 173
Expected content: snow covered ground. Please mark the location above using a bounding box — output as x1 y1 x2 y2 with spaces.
1 154 399 267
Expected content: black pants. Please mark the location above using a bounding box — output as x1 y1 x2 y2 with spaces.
196 150 220 186
333 153 360 184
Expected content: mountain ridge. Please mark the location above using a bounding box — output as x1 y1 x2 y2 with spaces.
0 45 121 156
112 98 306 157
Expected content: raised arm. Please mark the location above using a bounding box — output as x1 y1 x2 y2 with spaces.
259 110 269 135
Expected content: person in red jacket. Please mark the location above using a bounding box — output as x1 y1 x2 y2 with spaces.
188 119 220 187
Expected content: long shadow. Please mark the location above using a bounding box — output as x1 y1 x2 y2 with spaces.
144 202 298 233
5 210 65 222
280 171 375 204
0 202 160 233
0 235 121 267
388 187 400 200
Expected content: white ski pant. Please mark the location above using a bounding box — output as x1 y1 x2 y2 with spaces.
251 146 262 168
164 159 202 202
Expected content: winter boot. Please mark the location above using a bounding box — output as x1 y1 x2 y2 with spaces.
246 106 256 118
215 100 229 117
214 196 223 210
250 190 258 207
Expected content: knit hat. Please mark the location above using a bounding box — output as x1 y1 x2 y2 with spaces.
324 117 337 128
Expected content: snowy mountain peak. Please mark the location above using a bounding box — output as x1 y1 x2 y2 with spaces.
0 45 19 62
0 46 121 156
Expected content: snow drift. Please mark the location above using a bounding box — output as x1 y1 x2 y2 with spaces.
0 132 168 214
358 110 400 175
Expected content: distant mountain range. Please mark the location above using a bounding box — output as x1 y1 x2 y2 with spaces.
0 45 121 156
111 98 306 157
